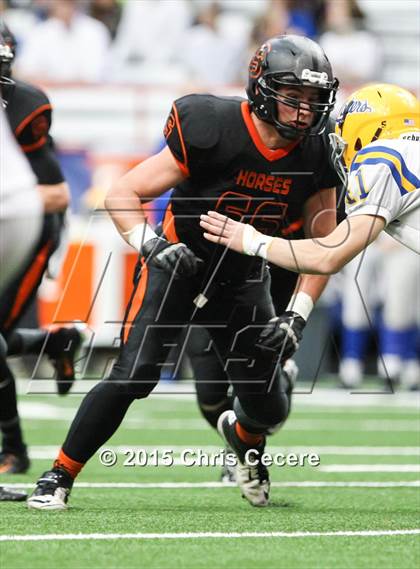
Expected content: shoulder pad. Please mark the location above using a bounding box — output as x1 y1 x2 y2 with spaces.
172 94 220 149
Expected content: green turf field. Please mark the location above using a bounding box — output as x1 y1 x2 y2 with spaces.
1 382 419 569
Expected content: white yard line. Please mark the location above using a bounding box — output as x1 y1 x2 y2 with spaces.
17 381 420 408
17 402 420 431
1 529 419 543
4 481 420 489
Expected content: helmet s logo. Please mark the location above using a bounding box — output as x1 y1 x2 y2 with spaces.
164 111 176 139
249 43 271 79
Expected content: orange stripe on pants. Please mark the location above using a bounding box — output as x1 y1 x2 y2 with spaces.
123 260 149 344
4 240 52 330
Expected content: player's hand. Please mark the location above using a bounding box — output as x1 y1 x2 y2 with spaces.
200 211 273 259
142 237 203 278
256 311 306 362
200 211 247 253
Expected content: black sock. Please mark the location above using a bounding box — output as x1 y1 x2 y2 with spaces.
1 416 26 455
0 358 26 454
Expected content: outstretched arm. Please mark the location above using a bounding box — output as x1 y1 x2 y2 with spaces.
200 210 385 275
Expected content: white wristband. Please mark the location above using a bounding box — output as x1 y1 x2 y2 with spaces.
242 224 274 260
286 291 314 321
122 222 158 252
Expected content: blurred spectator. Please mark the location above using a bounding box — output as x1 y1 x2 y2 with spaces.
377 240 419 390
110 0 191 84
251 0 291 48
16 0 110 83
244 0 290 82
1 0 31 8
241 0 292 84
287 0 325 38
179 1 247 86
0 0 37 48
319 0 382 85
88 0 121 41
249 0 324 51
338 243 381 388
338 236 419 390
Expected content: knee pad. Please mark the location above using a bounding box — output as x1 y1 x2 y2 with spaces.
233 376 290 434
233 394 289 434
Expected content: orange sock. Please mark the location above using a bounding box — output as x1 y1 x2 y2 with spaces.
235 422 263 446
53 448 84 479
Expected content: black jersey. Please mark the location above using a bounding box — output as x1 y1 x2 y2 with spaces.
163 94 340 281
6 79 64 185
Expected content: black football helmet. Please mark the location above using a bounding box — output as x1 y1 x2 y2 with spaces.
247 35 339 140
0 21 16 106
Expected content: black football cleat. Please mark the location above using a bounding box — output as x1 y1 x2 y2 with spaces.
27 468 74 510
0 486 27 501
46 327 82 395
0 451 30 474
217 411 270 507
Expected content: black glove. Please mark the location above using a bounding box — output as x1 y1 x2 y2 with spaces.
142 237 203 278
256 311 306 362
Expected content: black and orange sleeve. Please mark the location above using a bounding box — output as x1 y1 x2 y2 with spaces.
16 102 64 184
164 101 190 177
15 105 52 153
163 94 220 179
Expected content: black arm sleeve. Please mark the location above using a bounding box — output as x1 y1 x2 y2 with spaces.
26 138 65 185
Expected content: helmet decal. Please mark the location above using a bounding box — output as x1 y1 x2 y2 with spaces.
345 100 373 114
164 110 176 139
249 42 271 80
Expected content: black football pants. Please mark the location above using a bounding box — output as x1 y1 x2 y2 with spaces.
62 262 291 463
191 265 298 432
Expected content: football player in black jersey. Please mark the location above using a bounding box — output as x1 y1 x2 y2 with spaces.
0 24 81 479
189 117 340 483
28 35 339 510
